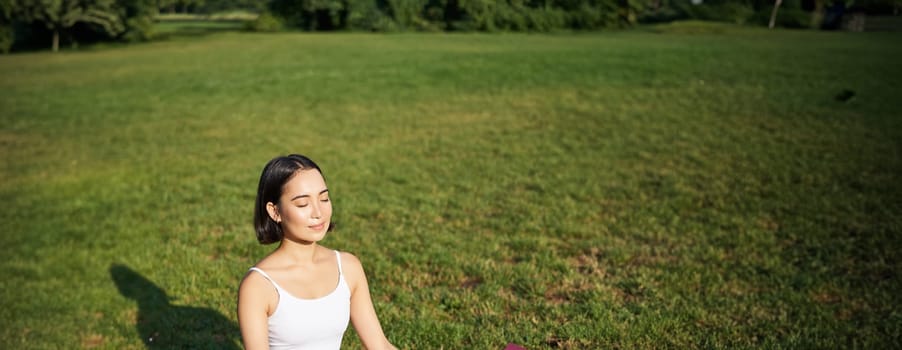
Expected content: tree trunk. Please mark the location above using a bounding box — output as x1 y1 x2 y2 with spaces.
769 0 783 29
52 29 59 52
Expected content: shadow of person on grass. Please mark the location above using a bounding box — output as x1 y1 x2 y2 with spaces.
110 264 240 349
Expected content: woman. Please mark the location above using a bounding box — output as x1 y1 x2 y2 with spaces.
238 154 397 350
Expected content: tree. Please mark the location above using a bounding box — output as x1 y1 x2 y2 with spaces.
270 0 351 30
119 0 158 41
1 0 16 53
157 0 177 13
198 0 268 13
769 0 783 28
19 0 125 52
157 0 205 13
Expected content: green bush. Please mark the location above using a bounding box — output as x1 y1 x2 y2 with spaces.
455 0 499 31
773 8 813 28
749 7 812 28
716 2 755 24
410 15 442 31
638 5 686 24
118 0 157 41
387 0 428 30
269 0 347 30
524 7 566 32
450 0 569 32
0 23 11 53
123 16 156 41
346 3 397 32
567 3 619 29
494 3 528 31
246 12 284 32
0 0 10 52
678 1 755 24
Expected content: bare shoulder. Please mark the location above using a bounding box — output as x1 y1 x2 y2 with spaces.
239 268 273 295
338 251 364 272
239 267 278 318
338 251 368 289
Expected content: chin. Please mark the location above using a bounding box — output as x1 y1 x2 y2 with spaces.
309 229 329 240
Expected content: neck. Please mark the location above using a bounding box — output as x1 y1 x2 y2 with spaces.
276 239 320 265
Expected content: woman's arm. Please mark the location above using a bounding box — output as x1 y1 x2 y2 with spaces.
238 272 274 350
342 252 398 350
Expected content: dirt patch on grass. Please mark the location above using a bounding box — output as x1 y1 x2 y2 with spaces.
541 248 610 305
459 276 483 290
545 336 594 349
82 334 105 348
572 247 606 277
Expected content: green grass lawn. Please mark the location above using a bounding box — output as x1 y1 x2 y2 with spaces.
1 25 900 349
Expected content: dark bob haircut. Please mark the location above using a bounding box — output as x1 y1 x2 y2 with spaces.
253 154 334 244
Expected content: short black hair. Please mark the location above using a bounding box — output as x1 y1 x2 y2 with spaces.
253 154 334 244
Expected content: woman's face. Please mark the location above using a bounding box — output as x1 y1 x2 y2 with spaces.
267 169 332 243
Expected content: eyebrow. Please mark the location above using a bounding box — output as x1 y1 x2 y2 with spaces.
290 189 329 201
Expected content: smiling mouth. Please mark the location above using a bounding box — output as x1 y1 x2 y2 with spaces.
309 223 326 231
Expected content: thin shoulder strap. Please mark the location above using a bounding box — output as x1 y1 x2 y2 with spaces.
334 250 343 277
248 267 282 290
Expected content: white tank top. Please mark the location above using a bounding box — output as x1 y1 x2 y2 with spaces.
248 250 351 350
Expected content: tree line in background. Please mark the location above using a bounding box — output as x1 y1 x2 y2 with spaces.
260 0 900 31
2 0 900 53
156 0 266 13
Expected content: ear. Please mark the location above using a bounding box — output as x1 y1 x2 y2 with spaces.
266 202 281 223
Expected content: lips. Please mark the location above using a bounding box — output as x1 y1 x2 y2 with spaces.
309 223 326 231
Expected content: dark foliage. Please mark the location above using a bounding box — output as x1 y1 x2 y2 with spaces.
3 0 158 52
264 0 902 32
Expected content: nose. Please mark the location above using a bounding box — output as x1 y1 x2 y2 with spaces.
311 202 322 219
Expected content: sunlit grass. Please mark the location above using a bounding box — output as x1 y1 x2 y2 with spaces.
1 30 900 348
